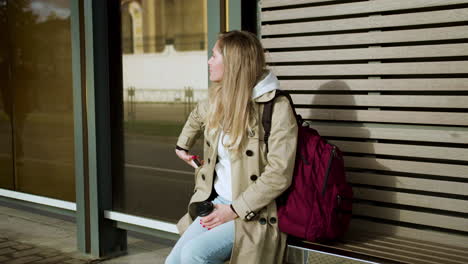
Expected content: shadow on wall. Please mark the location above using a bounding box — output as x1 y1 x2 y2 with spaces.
309 80 397 244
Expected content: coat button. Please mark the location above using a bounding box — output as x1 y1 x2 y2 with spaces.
193 189 197 194
259 218 267 225
269 217 277 224
246 150 254 156
250 175 258 181
201 174 205 180
206 141 210 147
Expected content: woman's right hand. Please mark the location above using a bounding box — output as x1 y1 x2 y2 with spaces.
175 149 201 169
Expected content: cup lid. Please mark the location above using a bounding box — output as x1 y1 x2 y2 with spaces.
197 201 214 217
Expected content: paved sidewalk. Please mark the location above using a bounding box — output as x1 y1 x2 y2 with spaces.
0 200 362 264
0 201 175 264
0 201 97 264
0 236 94 264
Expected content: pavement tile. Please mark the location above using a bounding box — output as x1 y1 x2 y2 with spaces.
0 255 10 262
4 255 43 264
36 249 61 258
0 205 103 264
11 244 34 251
63 259 89 264
0 204 235 264
0 241 18 249
31 255 71 264
11 248 43 258
0 247 16 256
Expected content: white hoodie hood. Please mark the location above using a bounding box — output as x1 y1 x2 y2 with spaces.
252 71 279 100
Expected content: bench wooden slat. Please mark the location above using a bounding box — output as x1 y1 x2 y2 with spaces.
349 219 468 249
262 0 468 21
262 8 468 35
288 240 405 264
353 187 468 213
329 140 468 161
279 79 468 91
339 241 464 264
297 109 468 126
271 61 468 76
337 245 429 264
263 2 468 263
344 235 468 262
262 0 344 8
290 94 468 108
266 43 468 62
347 172 468 196
311 123 468 144
346 156 468 178
353 203 468 232
262 26 468 49
352 235 468 257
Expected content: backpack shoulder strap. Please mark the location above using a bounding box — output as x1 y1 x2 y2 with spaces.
262 90 300 153
262 95 275 153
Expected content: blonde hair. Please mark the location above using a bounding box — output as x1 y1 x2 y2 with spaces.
205 30 266 152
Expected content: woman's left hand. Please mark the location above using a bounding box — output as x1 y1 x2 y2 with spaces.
200 204 238 229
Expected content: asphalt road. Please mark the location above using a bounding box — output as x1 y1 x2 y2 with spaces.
0 104 205 223
121 135 204 222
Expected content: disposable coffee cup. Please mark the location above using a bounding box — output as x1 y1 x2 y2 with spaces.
196 201 214 217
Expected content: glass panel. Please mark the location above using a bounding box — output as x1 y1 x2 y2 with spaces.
116 0 208 222
0 0 14 189
8 0 75 201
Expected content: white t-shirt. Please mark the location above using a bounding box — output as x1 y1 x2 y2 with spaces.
213 132 232 201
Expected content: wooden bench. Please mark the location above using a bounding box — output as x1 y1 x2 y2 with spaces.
280 122 468 264
288 233 468 264
260 1 468 263
284 124 468 264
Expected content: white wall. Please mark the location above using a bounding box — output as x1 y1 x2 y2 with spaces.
122 45 209 102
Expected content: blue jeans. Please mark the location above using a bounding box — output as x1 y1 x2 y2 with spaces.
165 196 234 264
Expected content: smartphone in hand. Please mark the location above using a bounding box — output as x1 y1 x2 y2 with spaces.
191 156 202 168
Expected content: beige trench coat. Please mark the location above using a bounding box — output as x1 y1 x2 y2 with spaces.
176 90 298 264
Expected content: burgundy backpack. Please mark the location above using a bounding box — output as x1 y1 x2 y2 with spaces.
262 90 353 242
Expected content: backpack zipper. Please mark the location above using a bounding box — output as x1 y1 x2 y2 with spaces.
321 146 336 196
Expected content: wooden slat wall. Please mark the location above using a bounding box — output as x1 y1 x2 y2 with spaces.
261 0 468 250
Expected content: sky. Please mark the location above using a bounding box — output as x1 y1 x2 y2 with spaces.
28 0 70 21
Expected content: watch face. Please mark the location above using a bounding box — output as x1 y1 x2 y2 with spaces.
197 201 214 217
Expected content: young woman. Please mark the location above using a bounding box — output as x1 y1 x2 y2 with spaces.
165 30 298 264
